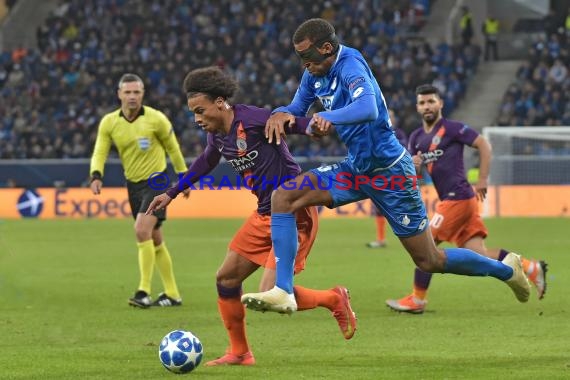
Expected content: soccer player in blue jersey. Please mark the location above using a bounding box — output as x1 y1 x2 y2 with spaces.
367 109 408 249
385 84 547 313
146 67 356 366
241 18 530 314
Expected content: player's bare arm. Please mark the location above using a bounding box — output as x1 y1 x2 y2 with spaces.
265 112 296 145
471 135 492 201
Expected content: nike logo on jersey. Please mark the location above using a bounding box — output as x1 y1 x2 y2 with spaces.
217 145 224 152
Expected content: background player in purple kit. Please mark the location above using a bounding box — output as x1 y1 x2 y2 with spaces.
386 84 548 314
367 109 408 249
146 67 356 366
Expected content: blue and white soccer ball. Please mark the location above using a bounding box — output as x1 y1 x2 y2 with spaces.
158 330 203 374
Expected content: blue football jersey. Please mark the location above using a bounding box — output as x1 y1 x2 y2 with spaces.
275 45 405 173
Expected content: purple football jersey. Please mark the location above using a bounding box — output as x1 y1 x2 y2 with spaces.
408 118 478 201
394 127 408 149
170 104 307 215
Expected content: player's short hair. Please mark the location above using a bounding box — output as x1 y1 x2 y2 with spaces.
415 84 441 98
118 73 144 89
293 18 339 51
183 67 238 100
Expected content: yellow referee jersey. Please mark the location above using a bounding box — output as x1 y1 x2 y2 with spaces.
90 106 187 182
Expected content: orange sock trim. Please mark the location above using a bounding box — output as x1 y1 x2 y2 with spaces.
294 286 339 311
218 297 250 355
376 216 386 241
412 287 427 301
521 258 533 276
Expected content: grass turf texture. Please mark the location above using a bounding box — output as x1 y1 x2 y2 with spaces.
0 218 569 379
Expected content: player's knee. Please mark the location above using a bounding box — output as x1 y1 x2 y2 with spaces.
215 272 242 289
271 188 295 212
413 255 444 273
134 226 152 241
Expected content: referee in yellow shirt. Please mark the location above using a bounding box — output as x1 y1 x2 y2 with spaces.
90 73 190 308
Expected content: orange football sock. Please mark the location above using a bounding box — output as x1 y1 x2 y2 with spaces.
293 286 339 311
376 216 386 241
412 287 427 301
521 257 533 276
218 297 250 355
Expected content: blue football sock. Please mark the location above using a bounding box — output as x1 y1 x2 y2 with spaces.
271 213 298 294
444 248 513 281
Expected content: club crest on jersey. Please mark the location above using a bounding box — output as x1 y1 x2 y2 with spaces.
138 137 150 150
236 137 247 151
431 136 441 145
320 95 334 111
314 81 321 89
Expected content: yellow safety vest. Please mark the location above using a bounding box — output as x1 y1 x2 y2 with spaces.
566 15 570 30
485 19 499 35
460 14 471 29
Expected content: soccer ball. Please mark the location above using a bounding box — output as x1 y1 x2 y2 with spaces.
158 330 203 374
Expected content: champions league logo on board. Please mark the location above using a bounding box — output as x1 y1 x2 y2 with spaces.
17 189 44 218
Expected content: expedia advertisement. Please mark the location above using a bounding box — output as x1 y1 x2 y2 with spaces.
1 186 569 219
2 187 438 219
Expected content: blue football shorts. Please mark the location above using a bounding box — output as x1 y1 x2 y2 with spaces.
310 152 428 237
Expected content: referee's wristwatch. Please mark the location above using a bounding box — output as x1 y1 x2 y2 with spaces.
90 171 102 183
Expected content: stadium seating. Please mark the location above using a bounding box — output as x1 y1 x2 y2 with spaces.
0 0 482 159
496 31 569 129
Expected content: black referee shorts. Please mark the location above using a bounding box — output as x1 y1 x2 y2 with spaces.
127 180 166 229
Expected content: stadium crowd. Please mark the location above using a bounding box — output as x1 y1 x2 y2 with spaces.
495 18 570 156
497 32 570 128
0 0 483 160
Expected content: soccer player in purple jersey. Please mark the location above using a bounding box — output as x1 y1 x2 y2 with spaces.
240 18 530 315
386 84 548 313
146 67 356 366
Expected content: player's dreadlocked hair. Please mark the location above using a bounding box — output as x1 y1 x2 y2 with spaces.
293 18 339 51
183 67 238 100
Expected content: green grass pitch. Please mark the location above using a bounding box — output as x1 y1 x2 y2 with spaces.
0 218 569 379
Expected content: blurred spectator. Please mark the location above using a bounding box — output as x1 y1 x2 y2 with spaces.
566 8 570 37
459 6 474 46
482 15 499 61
